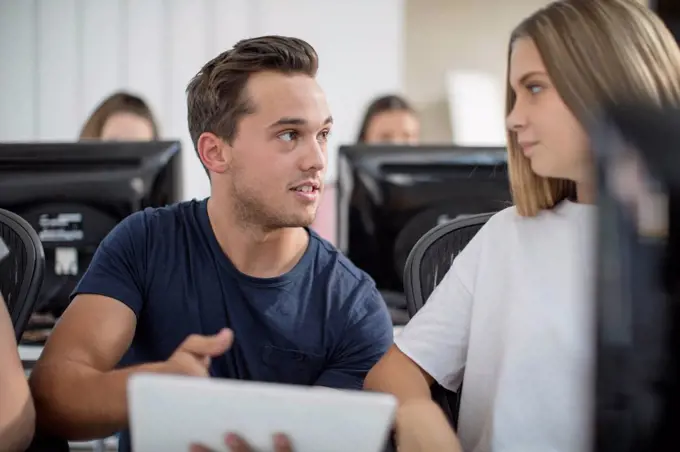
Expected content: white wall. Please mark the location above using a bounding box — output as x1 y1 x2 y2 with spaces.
0 0 404 200
403 0 651 144
404 0 553 144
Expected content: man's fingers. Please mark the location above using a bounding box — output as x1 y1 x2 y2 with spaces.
273 433 293 452
225 433 252 452
189 444 212 452
181 329 234 357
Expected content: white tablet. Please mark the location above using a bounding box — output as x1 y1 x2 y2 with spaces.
128 374 397 452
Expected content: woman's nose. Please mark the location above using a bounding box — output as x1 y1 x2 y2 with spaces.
506 101 527 132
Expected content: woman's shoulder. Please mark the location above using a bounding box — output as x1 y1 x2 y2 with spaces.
480 205 522 234
484 202 573 230
473 204 561 247
478 201 594 247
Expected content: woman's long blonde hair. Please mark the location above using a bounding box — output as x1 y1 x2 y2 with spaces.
507 0 680 216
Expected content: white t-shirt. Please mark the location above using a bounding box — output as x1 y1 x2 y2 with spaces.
395 200 596 452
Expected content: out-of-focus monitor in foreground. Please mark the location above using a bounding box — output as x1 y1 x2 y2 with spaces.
0 141 182 334
591 104 679 452
337 144 511 293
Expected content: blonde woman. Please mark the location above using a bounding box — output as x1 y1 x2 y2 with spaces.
365 1 680 451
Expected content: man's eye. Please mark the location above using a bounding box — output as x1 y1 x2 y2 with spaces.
317 130 331 142
279 131 298 142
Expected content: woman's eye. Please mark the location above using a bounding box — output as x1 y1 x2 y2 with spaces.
279 131 298 142
527 84 543 95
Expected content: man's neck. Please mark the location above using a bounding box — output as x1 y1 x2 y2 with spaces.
206 197 309 278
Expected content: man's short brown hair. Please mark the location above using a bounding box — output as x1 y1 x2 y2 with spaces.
186 36 319 156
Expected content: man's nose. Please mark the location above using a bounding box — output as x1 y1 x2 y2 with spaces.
301 138 326 172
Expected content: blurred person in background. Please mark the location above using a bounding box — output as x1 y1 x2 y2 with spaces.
321 94 420 312
22 91 161 345
364 1 680 451
311 94 420 246
357 94 420 145
79 91 159 141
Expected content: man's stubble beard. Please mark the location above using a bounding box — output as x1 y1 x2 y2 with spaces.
229 175 316 230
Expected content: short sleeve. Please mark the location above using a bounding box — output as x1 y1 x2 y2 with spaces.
315 279 393 390
394 224 485 392
71 211 149 317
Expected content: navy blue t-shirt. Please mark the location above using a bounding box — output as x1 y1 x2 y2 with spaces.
72 199 393 452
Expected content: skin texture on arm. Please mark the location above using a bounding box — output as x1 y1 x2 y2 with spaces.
28 294 166 440
395 400 462 452
364 345 435 404
29 294 233 441
0 295 35 452
365 351 462 452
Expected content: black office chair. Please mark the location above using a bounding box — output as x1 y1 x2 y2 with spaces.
402 212 493 427
0 208 45 342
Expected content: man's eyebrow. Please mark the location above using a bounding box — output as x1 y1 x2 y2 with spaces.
267 116 333 129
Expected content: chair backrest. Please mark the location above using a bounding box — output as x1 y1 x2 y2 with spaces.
0 208 45 341
395 206 495 288
403 212 493 317
402 212 493 426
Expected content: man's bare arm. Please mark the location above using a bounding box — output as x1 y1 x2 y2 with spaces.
0 296 35 452
28 294 168 440
29 294 234 441
364 345 434 403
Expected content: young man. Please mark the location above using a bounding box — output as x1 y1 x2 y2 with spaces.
29 36 393 452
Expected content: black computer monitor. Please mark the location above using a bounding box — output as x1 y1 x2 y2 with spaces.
591 104 679 451
0 141 182 321
337 144 511 293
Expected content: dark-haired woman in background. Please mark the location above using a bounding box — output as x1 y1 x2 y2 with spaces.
318 95 421 325
312 94 420 246
22 92 161 345
357 94 420 145
79 91 159 141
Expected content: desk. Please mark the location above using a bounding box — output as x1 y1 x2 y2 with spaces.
19 344 41 376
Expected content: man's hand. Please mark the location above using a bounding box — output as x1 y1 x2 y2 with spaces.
190 433 293 452
164 329 234 377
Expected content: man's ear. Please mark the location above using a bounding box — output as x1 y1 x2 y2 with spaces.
197 132 231 174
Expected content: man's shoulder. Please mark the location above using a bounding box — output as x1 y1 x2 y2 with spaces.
308 229 371 286
306 230 387 320
118 199 203 237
